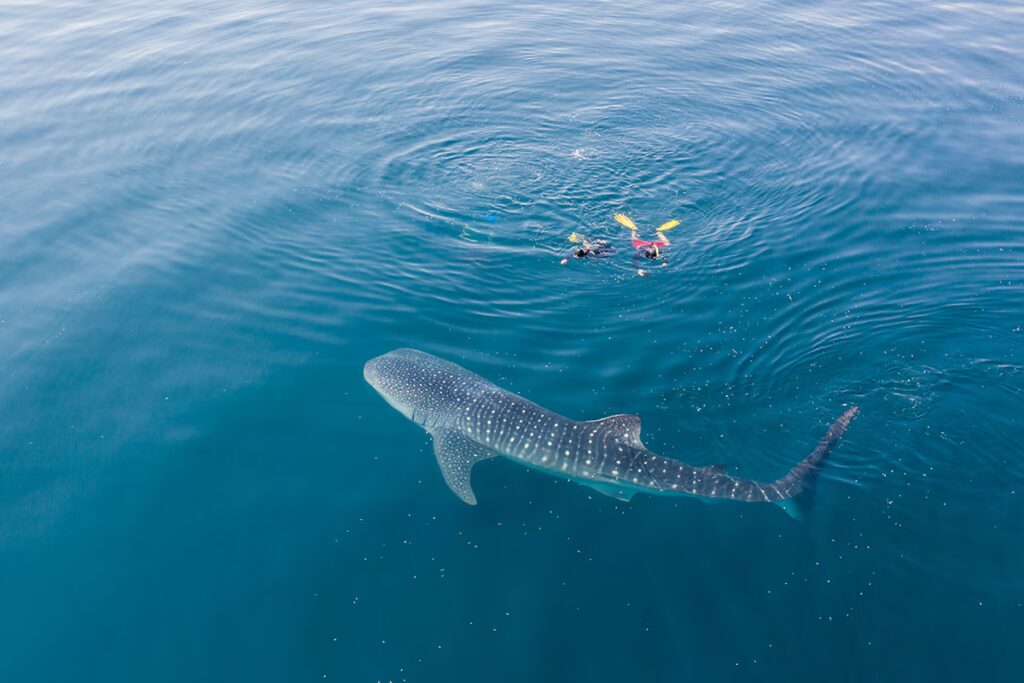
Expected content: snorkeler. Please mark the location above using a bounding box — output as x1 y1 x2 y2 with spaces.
614 213 680 275
560 232 616 265
614 213 680 258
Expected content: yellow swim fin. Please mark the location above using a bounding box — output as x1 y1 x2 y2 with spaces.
614 213 637 231
568 232 580 243
656 219 680 233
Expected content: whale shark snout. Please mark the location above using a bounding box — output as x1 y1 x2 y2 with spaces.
362 354 384 388
364 349 428 392
363 349 452 425
363 352 411 420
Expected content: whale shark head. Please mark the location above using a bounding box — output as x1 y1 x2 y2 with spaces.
364 348 467 427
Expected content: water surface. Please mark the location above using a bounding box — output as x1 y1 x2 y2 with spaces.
2 1 1023 681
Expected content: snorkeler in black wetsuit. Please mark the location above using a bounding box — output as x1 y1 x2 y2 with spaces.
560 232 615 265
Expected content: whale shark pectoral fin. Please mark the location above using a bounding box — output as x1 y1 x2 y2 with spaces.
588 413 644 448
584 481 637 503
430 429 499 506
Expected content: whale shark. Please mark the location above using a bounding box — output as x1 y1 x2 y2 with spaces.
364 348 858 518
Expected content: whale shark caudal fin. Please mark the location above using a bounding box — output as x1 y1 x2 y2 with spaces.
772 406 859 520
430 429 499 505
587 414 644 448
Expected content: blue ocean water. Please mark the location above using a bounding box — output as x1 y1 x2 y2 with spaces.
2 0 1023 680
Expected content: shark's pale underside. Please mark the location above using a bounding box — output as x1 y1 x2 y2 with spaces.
364 348 858 517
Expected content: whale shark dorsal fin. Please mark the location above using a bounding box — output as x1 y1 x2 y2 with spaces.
588 413 644 448
430 429 499 506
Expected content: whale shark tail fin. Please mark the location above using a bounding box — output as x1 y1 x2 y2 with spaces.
772 406 859 520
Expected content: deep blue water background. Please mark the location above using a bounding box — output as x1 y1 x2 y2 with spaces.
2 1 1023 681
